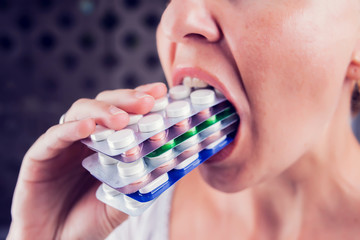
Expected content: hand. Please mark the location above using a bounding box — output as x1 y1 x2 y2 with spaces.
7 83 167 240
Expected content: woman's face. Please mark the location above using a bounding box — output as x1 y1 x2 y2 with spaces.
157 0 360 192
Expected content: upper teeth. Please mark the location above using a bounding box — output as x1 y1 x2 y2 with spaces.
182 76 209 89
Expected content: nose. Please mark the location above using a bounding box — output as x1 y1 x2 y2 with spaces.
159 0 222 43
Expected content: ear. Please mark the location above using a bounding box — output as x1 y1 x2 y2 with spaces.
346 41 360 81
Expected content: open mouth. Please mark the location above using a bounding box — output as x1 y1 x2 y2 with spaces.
172 67 240 117
172 67 242 165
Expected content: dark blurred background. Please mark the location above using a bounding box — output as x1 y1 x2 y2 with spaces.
0 0 167 238
2 1 360 239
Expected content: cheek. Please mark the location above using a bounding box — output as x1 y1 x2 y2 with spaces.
156 26 174 87
236 3 352 135
224 3 357 180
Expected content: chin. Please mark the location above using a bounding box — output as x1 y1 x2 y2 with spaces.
198 163 246 193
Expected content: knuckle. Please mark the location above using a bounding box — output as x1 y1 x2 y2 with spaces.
46 124 59 135
74 98 90 106
95 90 111 100
68 98 91 113
96 89 134 101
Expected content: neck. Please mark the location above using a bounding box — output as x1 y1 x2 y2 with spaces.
172 85 360 239
251 90 360 238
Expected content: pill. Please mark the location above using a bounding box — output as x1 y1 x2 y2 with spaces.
206 135 227 150
200 121 222 136
183 143 200 154
102 183 120 197
178 134 198 149
169 85 191 100
90 125 115 142
123 145 141 157
146 149 174 166
183 76 192 88
128 114 143 125
98 152 118 165
149 131 166 141
198 108 211 117
117 158 146 177
175 119 190 128
175 153 199 170
148 149 174 167
107 129 136 149
123 195 145 209
190 89 215 105
138 114 164 132
192 77 209 88
150 96 169 112
174 127 197 147
204 115 217 125
139 173 169 194
158 158 176 169
166 101 191 118
129 174 150 187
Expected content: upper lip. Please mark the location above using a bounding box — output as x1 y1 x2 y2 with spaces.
172 67 240 115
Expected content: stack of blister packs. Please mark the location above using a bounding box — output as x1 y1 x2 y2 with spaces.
81 85 239 216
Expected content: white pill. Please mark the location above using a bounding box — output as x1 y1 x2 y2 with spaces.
166 101 191 118
200 121 222 136
190 89 215 105
178 134 198 149
139 173 169 194
128 114 143 125
206 135 227 150
102 183 120 197
169 85 191 100
90 125 115 141
146 149 174 166
150 96 169 112
123 195 145 209
183 76 192 88
138 114 164 132
175 153 199 170
192 77 209 88
117 158 146 177
98 152 118 165
107 129 135 149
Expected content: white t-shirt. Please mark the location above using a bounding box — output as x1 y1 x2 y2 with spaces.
106 186 174 240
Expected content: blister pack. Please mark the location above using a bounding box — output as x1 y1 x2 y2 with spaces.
96 133 236 216
81 85 239 216
81 87 227 158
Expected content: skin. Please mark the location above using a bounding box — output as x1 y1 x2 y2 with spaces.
7 0 360 239
7 83 168 239
157 0 360 239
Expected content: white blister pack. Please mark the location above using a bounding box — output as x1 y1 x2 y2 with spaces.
81 84 239 216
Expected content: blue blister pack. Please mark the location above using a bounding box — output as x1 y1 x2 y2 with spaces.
127 133 235 202
96 133 235 216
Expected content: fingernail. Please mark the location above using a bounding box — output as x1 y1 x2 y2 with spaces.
109 105 126 115
135 91 153 99
135 83 153 92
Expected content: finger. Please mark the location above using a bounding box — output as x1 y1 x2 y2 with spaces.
64 98 129 130
25 118 96 162
135 82 168 99
96 89 155 114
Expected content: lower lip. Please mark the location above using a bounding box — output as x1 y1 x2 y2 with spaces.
203 126 240 165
